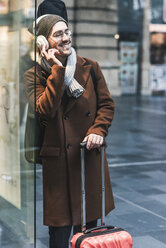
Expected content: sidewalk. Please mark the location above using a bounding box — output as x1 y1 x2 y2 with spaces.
106 96 166 247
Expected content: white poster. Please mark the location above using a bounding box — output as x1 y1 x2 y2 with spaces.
120 41 138 64
0 0 8 14
163 0 166 22
120 41 139 94
0 27 21 209
120 64 138 94
150 65 166 92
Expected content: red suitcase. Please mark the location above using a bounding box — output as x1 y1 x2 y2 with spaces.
70 142 133 248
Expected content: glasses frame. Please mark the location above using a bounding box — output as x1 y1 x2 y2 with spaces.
50 29 72 41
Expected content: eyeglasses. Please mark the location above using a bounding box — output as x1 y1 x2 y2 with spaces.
52 29 72 40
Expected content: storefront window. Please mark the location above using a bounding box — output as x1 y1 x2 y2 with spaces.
0 0 36 247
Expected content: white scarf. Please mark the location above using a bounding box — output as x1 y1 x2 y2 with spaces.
38 47 85 98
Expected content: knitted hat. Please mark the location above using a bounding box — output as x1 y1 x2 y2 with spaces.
28 14 68 39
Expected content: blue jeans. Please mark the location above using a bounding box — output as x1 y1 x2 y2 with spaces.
49 220 97 248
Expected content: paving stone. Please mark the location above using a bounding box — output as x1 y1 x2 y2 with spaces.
150 194 166 205
113 190 151 204
141 171 166 182
36 237 49 248
117 212 166 234
150 230 166 244
139 200 166 218
138 188 166 195
112 200 144 215
154 184 166 193
36 239 47 248
133 235 166 248
1 244 33 248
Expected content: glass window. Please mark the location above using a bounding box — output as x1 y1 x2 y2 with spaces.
0 0 36 247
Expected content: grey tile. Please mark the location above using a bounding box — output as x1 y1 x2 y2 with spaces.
36 223 48 238
149 194 166 205
138 188 166 195
153 184 166 193
112 201 145 215
37 237 49 248
133 235 166 248
141 171 166 182
116 212 166 234
113 191 151 204
129 173 151 179
150 230 166 244
139 200 166 218
1 243 34 248
105 212 133 230
36 239 48 248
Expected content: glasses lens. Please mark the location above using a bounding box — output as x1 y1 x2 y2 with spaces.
53 30 72 40
65 30 72 36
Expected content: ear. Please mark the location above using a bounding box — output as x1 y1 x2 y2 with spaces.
36 35 49 50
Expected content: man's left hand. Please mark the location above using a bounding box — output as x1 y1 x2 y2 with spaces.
83 134 104 150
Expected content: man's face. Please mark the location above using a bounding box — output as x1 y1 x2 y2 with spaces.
48 21 72 57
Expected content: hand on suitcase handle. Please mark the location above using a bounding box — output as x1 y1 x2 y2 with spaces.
80 140 105 149
82 134 104 150
80 141 87 148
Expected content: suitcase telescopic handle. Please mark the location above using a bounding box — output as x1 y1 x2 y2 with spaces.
80 141 105 232
84 225 115 234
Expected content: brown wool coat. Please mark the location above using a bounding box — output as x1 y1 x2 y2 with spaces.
24 56 115 227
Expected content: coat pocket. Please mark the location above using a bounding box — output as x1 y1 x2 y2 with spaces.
40 146 60 157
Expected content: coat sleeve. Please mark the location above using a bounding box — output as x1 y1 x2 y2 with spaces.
24 64 66 119
86 61 115 137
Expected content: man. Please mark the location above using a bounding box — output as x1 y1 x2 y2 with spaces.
24 14 115 248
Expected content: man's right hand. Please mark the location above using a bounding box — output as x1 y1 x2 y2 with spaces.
83 134 104 150
41 46 62 67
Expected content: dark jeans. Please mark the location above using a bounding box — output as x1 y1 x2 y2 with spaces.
49 220 97 248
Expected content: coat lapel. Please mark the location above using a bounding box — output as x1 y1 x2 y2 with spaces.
64 57 92 114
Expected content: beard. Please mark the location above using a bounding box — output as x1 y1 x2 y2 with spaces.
57 40 72 56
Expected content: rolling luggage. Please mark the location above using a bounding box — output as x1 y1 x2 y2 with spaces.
70 142 133 248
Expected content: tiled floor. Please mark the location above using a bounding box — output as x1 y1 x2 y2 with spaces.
108 163 166 247
106 96 166 247
0 96 166 247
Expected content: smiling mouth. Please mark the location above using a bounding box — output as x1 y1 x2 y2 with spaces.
60 41 71 47
60 44 71 51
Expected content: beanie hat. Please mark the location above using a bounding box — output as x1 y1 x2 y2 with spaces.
28 14 68 39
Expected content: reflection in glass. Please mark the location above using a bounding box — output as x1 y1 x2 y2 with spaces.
0 0 36 247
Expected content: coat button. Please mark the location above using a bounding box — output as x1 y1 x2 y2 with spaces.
86 111 91 117
67 144 71 149
64 115 69 120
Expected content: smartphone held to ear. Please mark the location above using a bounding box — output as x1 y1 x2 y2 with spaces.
37 35 49 50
